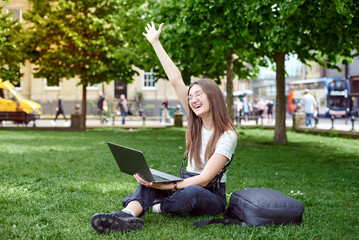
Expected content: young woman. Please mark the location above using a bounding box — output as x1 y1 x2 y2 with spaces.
91 22 238 234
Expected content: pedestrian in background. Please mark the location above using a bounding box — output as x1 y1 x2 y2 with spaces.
97 91 107 124
266 98 274 124
234 97 243 125
300 89 317 127
242 97 252 122
117 94 128 125
161 97 172 125
257 98 266 124
52 94 67 125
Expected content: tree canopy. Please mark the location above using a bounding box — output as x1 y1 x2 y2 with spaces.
142 0 358 142
143 0 261 120
24 0 147 129
243 0 359 143
0 5 24 83
24 0 146 85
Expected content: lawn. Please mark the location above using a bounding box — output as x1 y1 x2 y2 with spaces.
0 127 358 239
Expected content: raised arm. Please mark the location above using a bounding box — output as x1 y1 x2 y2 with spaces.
143 22 189 113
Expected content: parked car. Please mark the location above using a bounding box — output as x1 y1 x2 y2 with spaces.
0 80 42 125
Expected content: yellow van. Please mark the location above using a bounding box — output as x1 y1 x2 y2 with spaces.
0 80 42 125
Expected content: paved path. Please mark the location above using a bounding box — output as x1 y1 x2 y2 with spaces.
1 115 358 133
237 116 358 132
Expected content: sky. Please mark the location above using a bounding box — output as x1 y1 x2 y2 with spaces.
258 54 302 80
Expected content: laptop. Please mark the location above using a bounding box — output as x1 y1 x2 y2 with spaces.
107 142 183 183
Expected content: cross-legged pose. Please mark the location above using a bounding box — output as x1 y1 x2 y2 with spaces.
90 22 238 234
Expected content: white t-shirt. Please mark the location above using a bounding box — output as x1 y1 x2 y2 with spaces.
300 93 317 114
186 126 238 183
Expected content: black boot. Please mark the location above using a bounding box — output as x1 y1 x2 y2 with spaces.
90 211 144 234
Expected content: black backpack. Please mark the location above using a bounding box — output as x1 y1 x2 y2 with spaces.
194 188 305 227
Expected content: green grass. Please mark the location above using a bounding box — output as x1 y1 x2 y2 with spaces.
0 127 358 240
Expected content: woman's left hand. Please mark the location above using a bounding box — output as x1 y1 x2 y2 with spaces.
143 21 163 45
134 174 171 190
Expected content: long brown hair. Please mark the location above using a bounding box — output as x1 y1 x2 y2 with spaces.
186 79 237 169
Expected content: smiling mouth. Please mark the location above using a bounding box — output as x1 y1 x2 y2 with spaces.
193 104 202 109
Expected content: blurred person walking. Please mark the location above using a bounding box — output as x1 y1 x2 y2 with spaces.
97 91 107 124
234 97 243 125
52 94 67 125
266 98 274 124
300 89 317 127
242 97 252 122
257 98 266 124
117 94 128 125
161 97 172 125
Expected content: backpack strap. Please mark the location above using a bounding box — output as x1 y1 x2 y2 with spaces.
179 152 189 173
193 191 247 228
218 154 234 176
194 218 243 227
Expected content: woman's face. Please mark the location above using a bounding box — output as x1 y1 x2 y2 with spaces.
188 84 211 118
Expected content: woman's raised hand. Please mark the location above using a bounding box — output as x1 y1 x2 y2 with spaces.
143 21 164 44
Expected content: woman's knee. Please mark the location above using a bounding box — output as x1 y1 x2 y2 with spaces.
161 185 225 215
160 186 205 214
179 185 204 199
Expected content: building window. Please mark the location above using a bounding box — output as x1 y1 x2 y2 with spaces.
13 80 21 89
44 79 60 90
86 83 99 90
6 9 22 22
143 69 156 90
14 68 23 90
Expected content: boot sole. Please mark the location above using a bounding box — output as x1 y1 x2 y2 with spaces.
91 213 144 234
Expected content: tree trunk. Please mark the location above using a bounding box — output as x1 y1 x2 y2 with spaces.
274 52 287 143
225 52 234 122
81 83 87 131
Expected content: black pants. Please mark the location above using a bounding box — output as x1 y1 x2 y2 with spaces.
54 109 67 121
125 184 226 218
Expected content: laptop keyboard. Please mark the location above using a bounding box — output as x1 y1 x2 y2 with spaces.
153 175 169 182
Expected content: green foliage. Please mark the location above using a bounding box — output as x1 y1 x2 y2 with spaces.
0 128 358 239
0 5 25 83
142 1 358 131
244 0 359 68
137 91 144 101
239 0 359 142
89 101 96 108
329 130 340 138
141 0 264 121
144 104 155 109
144 0 261 84
23 0 148 128
23 0 147 86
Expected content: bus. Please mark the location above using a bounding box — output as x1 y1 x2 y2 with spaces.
288 78 350 117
